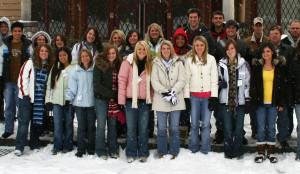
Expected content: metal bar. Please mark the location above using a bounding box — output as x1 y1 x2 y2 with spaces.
277 0 281 25
66 0 71 36
167 0 173 40
45 0 49 33
109 0 115 37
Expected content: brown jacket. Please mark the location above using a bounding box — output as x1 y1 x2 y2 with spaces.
244 33 269 56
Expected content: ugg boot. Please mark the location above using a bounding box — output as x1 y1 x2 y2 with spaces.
179 126 188 145
267 145 278 163
254 144 266 163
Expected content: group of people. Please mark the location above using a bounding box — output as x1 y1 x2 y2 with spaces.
0 7 299 164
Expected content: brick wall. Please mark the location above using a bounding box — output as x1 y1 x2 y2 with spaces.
0 0 21 21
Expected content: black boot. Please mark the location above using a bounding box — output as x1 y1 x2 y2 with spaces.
213 130 224 144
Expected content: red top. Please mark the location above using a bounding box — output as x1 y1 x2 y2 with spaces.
191 91 211 98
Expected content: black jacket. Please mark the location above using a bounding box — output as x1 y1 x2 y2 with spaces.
250 56 287 110
2 35 32 82
275 42 296 65
287 54 300 105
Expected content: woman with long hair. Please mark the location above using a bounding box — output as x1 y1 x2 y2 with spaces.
45 46 75 155
14 44 55 156
118 41 152 163
108 29 127 57
251 42 287 163
94 45 122 160
66 49 96 157
145 23 165 57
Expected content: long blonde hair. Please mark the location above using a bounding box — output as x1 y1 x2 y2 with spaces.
188 36 208 65
144 23 165 42
133 41 152 75
157 40 176 60
108 29 126 48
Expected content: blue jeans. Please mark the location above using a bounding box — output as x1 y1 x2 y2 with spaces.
221 105 245 157
295 104 300 158
188 95 211 154
277 108 290 142
256 104 278 144
74 106 96 153
157 111 181 155
250 109 257 134
4 82 19 133
53 104 74 151
125 100 150 158
15 97 32 152
94 99 119 157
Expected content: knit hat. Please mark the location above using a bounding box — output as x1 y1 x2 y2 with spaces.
225 20 239 30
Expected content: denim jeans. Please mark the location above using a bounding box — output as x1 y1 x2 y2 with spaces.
214 105 223 131
125 100 150 158
157 111 181 155
188 95 211 154
4 82 19 133
180 99 191 127
53 104 74 151
256 104 278 144
15 97 32 152
74 106 96 153
295 104 300 158
277 108 290 142
94 99 119 157
249 109 257 134
287 107 294 135
221 105 245 157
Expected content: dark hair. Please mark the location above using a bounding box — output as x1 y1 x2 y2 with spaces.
50 47 72 89
33 43 55 73
11 21 24 31
187 8 201 18
258 42 277 62
224 39 239 58
126 29 141 49
53 34 68 50
212 11 224 19
79 27 103 54
95 45 122 72
269 25 282 35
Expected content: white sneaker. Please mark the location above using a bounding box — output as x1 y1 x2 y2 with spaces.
127 157 134 163
14 150 22 156
100 156 108 160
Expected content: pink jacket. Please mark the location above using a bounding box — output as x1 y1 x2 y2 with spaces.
118 55 148 105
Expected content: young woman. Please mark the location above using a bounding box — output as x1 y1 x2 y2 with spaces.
145 23 165 57
14 44 55 156
53 34 67 52
45 47 75 155
218 39 250 159
123 29 141 57
72 27 103 62
108 29 127 58
66 49 95 158
185 36 218 154
94 45 122 160
251 43 287 163
288 43 300 161
118 41 152 163
31 31 51 49
151 40 185 159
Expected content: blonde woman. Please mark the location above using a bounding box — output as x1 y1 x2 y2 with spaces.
118 41 152 163
151 40 185 159
109 29 127 57
144 23 165 57
184 36 218 154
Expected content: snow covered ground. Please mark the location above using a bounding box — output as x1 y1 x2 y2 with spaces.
0 114 299 174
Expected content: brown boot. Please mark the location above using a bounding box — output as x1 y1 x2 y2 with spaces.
254 144 266 163
267 145 278 163
179 126 188 145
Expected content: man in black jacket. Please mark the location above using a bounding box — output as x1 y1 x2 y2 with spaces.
269 26 296 149
281 20 300 48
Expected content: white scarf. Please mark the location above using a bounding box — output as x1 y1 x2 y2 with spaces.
132 61 151 108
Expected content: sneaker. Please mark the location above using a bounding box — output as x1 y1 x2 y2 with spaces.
1 132 13 139
111 154 119 159
14 150 22 156
139 157 147 163
127 157 134 163
51 149 59 155
75 152 84 158
100 156 108 160
170 155 177 160
280 141 289 149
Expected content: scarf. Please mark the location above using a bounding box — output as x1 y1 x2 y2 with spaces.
161 58 173 75
108 69 119 117
132 61 151 108
227 58 237 116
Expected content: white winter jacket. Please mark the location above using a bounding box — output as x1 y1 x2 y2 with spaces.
184 54 218 98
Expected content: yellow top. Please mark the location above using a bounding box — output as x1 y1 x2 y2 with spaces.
263 69 274 103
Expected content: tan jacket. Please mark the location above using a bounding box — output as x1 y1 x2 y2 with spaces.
151 56 186 112
244 33 269 54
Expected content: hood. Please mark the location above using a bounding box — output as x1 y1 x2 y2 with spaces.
252 55 287 66
219 54 246 69
125 53 134 65
75 64 94 72
31 31 51 45
0 17 11 33
173 28 189 55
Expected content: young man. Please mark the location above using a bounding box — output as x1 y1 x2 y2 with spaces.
282 20 300 47
269 26 296 149
0 21 32 139
210 11 226 42
185 8 217 56
244 17 269 56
